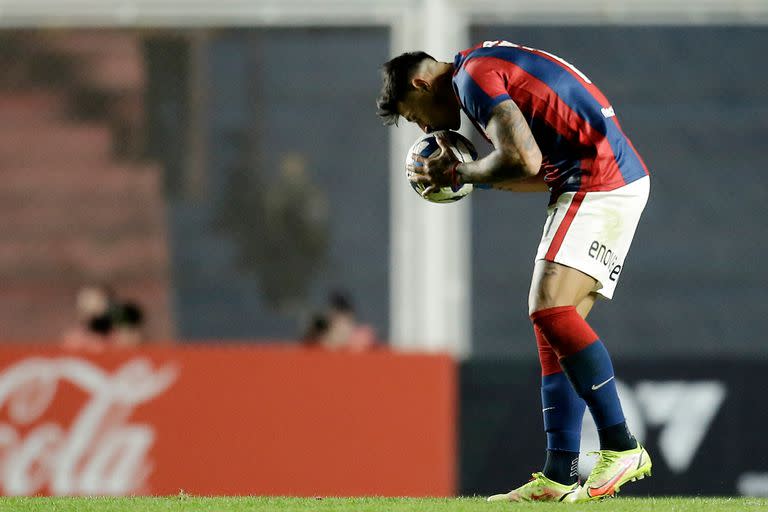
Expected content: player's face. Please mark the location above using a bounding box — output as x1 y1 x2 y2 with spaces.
398 87 460 133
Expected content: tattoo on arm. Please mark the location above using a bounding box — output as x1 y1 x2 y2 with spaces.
457 100 543 184
489 100 539 166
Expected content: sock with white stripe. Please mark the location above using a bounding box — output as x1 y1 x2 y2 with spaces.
532 306 636 452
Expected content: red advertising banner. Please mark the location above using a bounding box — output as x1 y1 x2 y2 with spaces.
0 345 456 497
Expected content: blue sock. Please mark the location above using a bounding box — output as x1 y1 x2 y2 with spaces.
541 371 586 484
559 340 636 451
541 371 586 452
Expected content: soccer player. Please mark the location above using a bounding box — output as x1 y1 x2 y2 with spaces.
376 40 652 502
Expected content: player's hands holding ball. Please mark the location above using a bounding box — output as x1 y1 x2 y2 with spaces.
405 130 477 204
407 134 459 196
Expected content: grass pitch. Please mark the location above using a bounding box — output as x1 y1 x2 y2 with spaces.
1 496 766 512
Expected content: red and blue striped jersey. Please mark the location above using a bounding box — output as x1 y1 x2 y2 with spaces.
453 41 649 195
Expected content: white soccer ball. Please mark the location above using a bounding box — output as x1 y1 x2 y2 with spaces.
405 130 478 203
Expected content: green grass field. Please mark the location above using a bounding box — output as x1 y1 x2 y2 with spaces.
1 497 766 512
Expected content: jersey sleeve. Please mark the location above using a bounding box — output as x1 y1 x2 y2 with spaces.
452 57 512 128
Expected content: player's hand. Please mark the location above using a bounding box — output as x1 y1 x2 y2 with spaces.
406 135 460 197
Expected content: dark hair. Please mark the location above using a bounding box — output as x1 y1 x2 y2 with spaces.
329 290 354 313
87 301 144 336
113 302 144 327
302 313 329 345
376 51 435 126
88 313 113 336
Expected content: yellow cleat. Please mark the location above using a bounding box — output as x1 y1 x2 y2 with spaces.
487 472 579 503
569 444 652 502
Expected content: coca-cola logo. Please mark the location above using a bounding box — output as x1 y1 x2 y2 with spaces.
0 357 177 496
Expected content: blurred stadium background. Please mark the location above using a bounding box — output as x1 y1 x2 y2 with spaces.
0 0 766 499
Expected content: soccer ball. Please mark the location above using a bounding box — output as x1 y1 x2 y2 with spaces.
405 130 478 203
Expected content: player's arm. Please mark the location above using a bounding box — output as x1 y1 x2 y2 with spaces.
455 100 544 187
409 103 547 195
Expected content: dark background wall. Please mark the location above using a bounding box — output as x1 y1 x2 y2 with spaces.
470 26 768 357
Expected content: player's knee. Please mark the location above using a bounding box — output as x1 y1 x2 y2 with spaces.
528 286 558 316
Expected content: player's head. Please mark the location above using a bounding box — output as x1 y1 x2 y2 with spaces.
376 51 460 133
76 283 115 322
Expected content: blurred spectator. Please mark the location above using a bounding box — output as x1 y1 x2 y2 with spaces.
215 151 330 319
301 313 330 348
62 284 115 350
302 291 376 351
259 153 329 315
62 285 146 350
111 301 146 347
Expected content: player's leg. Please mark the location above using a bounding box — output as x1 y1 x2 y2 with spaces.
534 275 596 488
529 260 636 452
575 292 597 318
486 286 598 502
537 292 596 486
536 328 584 487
